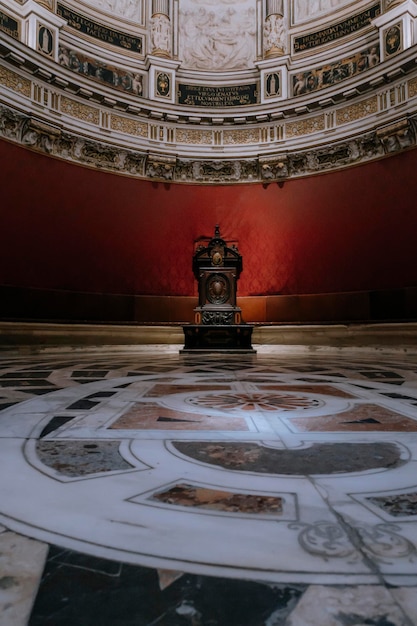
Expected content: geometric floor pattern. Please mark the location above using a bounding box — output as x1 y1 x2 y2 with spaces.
2 345 417 624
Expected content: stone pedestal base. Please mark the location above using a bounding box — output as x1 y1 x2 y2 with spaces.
181 324 255 353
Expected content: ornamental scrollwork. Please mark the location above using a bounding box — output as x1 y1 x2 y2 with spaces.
0 102 416 184
202 311 234 325
290 519 416 563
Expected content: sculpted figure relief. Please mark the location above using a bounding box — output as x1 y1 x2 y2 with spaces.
263 14 286 56
294 0 351 23
151 13 171 55
80 0 142 23
179 0 256 71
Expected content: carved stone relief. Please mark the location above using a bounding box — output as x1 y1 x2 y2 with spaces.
151 13 171 57
0 105 26 141
145 156 176 179
293 0 353 24
75 0 142 23
376 118 416 153
263 14 286 57
0 100 415 183
259 158 289 180
178 0 257 70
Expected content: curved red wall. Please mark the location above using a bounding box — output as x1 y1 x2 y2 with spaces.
1 138 417 298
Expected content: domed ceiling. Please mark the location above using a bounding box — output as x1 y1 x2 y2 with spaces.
0 0 417 182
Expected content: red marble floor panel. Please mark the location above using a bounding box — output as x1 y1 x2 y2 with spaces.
290 404 417 432
152 483 283 514
110 403 249 430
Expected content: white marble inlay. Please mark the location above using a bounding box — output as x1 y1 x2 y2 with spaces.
1 348 417 588
292 0 355 25
0 532 48 626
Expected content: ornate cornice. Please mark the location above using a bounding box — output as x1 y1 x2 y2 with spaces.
1 25 417 183
1 100 416 183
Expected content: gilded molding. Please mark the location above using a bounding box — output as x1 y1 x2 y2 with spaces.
0 103 416 184
0 66 31 97
336 97 378 125
61 97 100 124
111 115 148 137
408 77 417 99
223 129 260 145
176 129 213 144
286 115 325 137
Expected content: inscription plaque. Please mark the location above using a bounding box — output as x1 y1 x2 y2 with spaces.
293 4 380 53
0 10 20 39
57 4 143 53
178 84 258 107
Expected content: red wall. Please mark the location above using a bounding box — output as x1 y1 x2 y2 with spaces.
1 138 417 298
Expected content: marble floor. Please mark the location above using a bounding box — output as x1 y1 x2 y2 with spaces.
2 344 417 624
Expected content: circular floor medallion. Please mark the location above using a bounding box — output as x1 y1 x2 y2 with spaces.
186 391 323 412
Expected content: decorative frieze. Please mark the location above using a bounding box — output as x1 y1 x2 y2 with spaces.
58 46 144 97
176 129 213 144
223 129 260 144
0 66 31 97
61 96 100 124
259 158 288 180
176 159 259 183
145 155 176 180
408 77 417 98
376 117 416 153
111 115 148 137
124 153 146 175
336 97 378 124
292 44 380 96
286 115 325 137
75 140 129 169
0 105 26 141
0 99 415 183
21 118 61 154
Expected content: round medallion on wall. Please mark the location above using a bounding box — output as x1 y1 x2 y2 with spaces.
206 274 230 304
